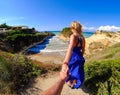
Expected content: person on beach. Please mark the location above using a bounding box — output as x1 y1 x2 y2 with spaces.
63 21 85 89
40 64 69 95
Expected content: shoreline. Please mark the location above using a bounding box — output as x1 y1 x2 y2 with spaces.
20 35 54 54
27 31 120 63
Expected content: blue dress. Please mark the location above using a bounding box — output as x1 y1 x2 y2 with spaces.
66 37 85 89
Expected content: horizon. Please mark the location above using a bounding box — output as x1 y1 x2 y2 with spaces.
0 0 120 32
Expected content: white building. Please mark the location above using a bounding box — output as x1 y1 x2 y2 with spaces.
0 28 7 32
12 25 28 29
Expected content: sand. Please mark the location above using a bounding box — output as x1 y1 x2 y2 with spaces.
28 52 65 64
21 72 90 95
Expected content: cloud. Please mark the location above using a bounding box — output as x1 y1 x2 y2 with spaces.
83 26 96 31
83 25 120 32
98 25 120 32
0 17 25 23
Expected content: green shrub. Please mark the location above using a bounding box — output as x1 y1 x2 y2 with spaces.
0 23 12 29
3 30 54 53
6 29 34 36
0 53 42 94
61 27 71 37
84 58 120 95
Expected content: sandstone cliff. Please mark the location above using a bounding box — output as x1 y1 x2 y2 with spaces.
58 30 120 55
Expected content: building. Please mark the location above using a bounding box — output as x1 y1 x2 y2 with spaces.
0 28 7 32
12 25 28 29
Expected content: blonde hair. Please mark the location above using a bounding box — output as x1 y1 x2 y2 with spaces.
71 21 83 35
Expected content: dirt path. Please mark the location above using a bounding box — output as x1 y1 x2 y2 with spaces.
21 72 90 95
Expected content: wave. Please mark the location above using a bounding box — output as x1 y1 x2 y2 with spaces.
40 49 67 53
28 31 94 54
28 35 68 54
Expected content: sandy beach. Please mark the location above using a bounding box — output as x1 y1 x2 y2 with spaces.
28 52 65 64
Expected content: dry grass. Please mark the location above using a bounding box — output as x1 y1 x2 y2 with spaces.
86 42 120 63
31 60 61 73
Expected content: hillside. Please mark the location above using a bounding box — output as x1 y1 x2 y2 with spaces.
0 51 60 95
86 42 120 62
0 29 55 53
84 42 120 95
86 30 120 55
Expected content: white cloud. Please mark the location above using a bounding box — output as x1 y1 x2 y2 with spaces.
0 17 25 23
83 26 96 31
98 25 120 32
83 25 120 32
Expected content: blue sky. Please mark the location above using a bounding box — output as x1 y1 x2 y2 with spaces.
0 0 120 32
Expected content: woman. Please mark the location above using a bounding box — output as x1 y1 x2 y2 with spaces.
62 21 85 89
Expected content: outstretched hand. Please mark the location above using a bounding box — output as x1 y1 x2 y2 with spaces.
60 64 69 81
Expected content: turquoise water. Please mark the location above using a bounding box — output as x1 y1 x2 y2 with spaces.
28 31 94 54
51 31 94 38
83 32 94 38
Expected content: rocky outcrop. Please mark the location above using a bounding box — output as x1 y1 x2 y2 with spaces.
58 27 71 41
58 34 69 41
0 31 55 53
86 30 120 55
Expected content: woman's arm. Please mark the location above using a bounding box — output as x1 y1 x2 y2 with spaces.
82 36 85 56
63 34 77 64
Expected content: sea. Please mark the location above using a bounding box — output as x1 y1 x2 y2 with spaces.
28 31 94 55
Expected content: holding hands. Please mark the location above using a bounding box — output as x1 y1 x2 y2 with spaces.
60 63 69 81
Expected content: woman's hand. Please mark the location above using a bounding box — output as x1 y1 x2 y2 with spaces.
60 64 69 81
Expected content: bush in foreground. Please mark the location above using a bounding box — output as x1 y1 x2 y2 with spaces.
0 52 42 94
84 58 120 95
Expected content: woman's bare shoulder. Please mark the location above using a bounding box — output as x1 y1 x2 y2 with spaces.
69 34 78 44
70 34 78 41
70 34 75 39
70 34 78 38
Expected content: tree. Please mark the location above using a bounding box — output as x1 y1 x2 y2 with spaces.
0 23 12 29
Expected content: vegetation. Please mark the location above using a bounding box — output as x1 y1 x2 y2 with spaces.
85 58 120 95
60 27 71 37
32 60 61 73
86 42 120 62
0 26 55 53
0 51 42 94
0 51 61 95
84 43 120 95
0 23 12 29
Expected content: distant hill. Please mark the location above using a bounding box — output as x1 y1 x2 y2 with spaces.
0 29 55 53
85 30 120 55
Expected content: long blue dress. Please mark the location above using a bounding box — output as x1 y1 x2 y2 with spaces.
66 36 85 89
